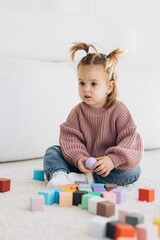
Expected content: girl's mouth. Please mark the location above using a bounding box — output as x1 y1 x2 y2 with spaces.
84 95 91 99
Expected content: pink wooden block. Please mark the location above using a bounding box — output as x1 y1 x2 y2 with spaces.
119 207 136 222
101 191 116 204
30 195 45 211
136 223 158 240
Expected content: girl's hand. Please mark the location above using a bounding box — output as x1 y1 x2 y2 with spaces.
78 157 94 173
92 155 114 177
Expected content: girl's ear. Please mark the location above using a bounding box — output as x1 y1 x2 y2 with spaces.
107 80 115 94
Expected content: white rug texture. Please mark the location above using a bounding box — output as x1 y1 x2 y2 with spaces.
0 149 160 240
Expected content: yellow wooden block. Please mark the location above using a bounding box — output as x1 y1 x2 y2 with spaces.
62 189 76 193
153 218 160 236
59 192 73 207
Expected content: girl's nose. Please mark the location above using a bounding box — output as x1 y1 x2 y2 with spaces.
84 84 90 92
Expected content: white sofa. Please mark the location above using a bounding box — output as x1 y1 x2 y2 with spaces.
0 8 160 162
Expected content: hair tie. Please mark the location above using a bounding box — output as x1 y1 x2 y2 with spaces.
105 55 109 60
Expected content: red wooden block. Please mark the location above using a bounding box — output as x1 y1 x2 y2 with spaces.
114 224 135 239
0 178 11 192
139 188 155 202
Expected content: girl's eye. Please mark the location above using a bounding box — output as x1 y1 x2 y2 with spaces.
91 82 97 86
79 82 85 86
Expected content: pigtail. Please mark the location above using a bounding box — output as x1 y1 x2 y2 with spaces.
70 42 98 62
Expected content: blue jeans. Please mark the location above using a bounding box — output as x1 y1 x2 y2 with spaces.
43 145 141 186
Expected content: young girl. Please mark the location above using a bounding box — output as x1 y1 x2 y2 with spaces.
44 42 143 188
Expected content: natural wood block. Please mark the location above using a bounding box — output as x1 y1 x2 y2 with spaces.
59 192 73 207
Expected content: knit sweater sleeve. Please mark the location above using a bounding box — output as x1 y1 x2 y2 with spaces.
105 102 143 170
59 105 90 167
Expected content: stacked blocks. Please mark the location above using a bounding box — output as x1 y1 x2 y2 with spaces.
136 223 158 240
89 216 109 238
0 178 11 192
111 188 126 204
139 188 155 202
153 218 160 236
30 195 45 211
125 213 144 227
114 224 136 239
33 169 44 181
97 200 115 217
59 192 73 207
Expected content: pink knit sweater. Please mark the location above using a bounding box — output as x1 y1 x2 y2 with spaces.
59 101 143 170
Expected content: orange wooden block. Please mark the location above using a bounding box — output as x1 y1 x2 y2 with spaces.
139 188 155 202
70 184 78 189
59 192 73 207
114 224 135 239
0 178 11 192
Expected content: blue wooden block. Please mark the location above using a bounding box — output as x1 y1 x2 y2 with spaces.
38 189 55 205
92 183 105 187
48 188 63 203
33 169 44 181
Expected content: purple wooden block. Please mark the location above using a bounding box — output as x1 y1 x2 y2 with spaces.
92 186 106 192
111 188 126 204
85 157 97 169
78 184 91 189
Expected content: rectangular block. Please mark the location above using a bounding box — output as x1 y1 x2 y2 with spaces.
30 195 45 211
89 216 109 238
97 201 115 217
126 213 144 227
105 183 118 191
59 192 73 207
78 184 91 189
81 194 95 210
78 187 93 193
111 188 126 204
92 183 105 187
92 186 106 192
153 218 160 236
48 188 63 203
38 189 55 205
88 196 106 214
101 191 116 204
33 169 44 181
139 188 155 202
107 220 125 239
0 178 11 192
136 223 158 240
73 190 88 206
62 189 76 193
119 207 136 222
115 224 136 239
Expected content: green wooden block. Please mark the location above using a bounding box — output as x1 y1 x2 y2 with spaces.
90 191 101 197
79 188 93 193
81 194 95 210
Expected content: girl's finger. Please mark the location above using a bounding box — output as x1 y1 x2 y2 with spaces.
96 168 107 175
101 171 110 177
93 164 104 173
92 160 103 169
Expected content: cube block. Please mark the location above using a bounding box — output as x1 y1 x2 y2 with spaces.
38 189 55 205
78 187 93 193
97 201 115 217
107 220 125 239
59 192 73 207
62 189 76 193
48 188 63 203
136 223 158 240
125 213 144 227
73 190 88 206
139 188 155 202
153 218 160 236
88 196 106 214
111 188 126 204
89 216 109 238
92 183 105 187
33 169 44 181
30 195 45 211
0 178 11 192
101 191 116 204
119 207 136 222
115 224 136 239
92 186 106 192
78 184 91 189
105 183 118 191
81 194 95 210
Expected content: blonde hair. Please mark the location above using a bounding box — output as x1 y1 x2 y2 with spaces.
70 42 124 108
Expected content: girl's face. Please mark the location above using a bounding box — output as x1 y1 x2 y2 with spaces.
77 64 114 108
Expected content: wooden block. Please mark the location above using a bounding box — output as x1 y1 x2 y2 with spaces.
62 189 76 193
114 224 136 239
70 184 78 189
101 191 117 204
73 190 88 206
139 188 155 202
81 194 95 210
78 187 93 193
78 184 91 189
153 218 160 236
47 188 63 203
119 207 136 222
30 195 45 211
125 213 144 227
111 188 126 204
105 183 118 191
33 169 44 181
38 189 55 205
59 192 73 207
88 196 106 214
136 223 158 240
89 215 109 238
107 220 125 239
92 186 106 192
92 183 105 187
97 201 115 217
0 178 11 192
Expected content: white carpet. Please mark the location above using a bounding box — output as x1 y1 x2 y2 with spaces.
0 149 160 240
